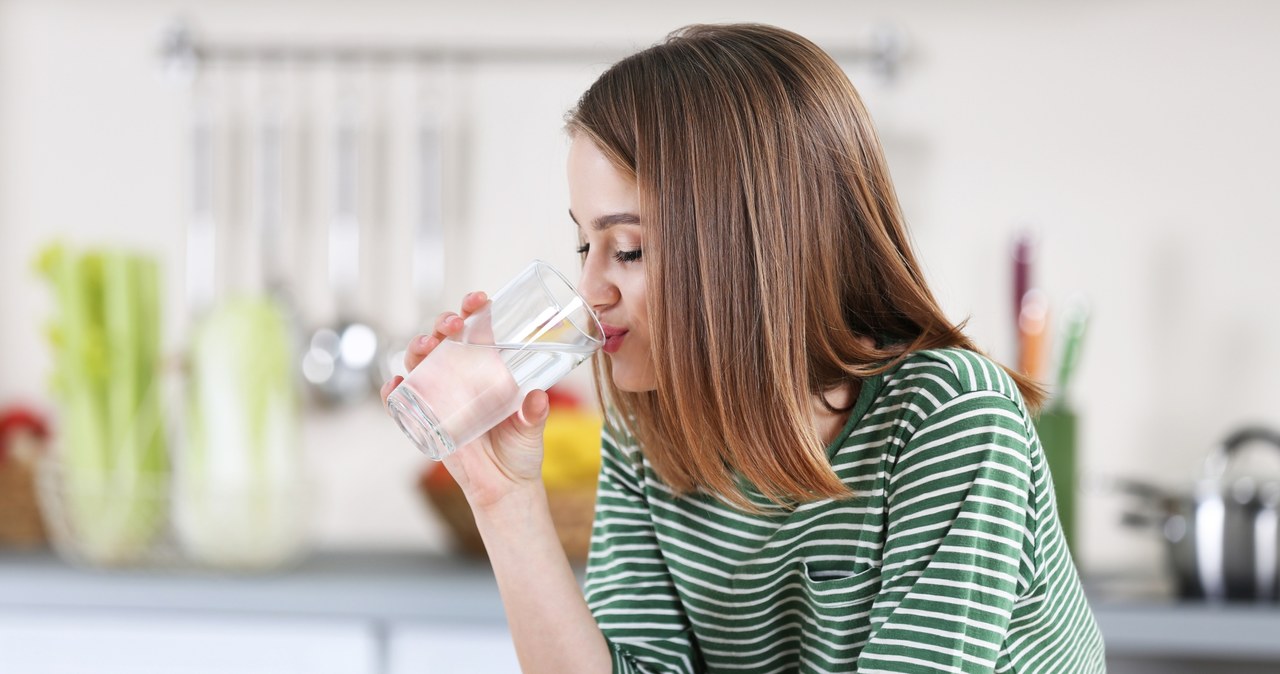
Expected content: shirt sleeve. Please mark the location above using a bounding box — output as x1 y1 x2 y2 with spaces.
584 415 703 674
857 390 1038 674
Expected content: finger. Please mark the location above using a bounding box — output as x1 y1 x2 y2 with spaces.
404 333 438 372
380 375 404 407
403 293 481 373
404 311 463 372
459 291 489 319
434 311 465 337
515 389 551 430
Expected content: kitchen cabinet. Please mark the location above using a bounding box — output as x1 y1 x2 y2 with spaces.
1095 601 1280 674
388 623 519 673
0 551 521 673
0 610 522 674
5 550 1280 672
0 610 378 674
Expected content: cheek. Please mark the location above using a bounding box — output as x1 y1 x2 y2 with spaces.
622 275 649 331
621 307 658 390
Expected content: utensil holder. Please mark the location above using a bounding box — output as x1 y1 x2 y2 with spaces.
1035 405 1078 555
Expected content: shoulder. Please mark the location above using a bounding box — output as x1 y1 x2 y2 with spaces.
879 347 1032 422
871 348 1036 475
876 349 1036 486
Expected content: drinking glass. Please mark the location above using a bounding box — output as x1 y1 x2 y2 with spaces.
387 260 604 460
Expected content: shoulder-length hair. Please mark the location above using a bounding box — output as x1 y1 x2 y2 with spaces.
566 23 1043 508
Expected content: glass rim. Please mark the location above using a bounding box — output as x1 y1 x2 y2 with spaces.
531 259 605 348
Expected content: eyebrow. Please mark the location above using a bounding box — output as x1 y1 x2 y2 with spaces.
568 209 641 231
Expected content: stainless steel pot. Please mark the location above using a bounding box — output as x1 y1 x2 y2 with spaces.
1121 426 1280 602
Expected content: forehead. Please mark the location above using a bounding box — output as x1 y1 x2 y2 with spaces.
567 137 638 212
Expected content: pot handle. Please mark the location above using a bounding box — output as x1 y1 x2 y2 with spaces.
1112 477 1174 502
1202 426 1280 481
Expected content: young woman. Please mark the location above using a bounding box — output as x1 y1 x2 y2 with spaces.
383 23 1105 674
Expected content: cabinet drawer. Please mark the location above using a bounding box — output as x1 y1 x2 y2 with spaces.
388 622 519 674
0 609 377 674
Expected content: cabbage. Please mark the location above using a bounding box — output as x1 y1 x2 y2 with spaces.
175 296 307 569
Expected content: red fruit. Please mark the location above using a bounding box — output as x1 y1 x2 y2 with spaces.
545 386 582 410
419 463 459 492
0 406 50 463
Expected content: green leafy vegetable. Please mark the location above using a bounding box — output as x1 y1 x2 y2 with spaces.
35 243 168 565
175 296 305 568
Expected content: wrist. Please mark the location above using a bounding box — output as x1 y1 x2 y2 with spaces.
468 479 548 523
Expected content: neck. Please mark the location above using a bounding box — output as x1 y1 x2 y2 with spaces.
812 381 858 447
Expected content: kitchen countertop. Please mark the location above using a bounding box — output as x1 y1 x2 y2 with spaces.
4 550 1280 661
0 550 510 626
1092 600 1280 661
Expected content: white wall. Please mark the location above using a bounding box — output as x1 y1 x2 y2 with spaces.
2 0 1279 573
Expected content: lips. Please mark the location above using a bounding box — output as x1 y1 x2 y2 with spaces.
601 324 629 354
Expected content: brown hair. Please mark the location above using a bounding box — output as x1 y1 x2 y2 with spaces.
566 23 1044 508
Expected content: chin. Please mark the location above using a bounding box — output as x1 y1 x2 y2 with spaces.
610 365 658 393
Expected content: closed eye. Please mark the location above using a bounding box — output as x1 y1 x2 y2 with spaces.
613 248 642 263
575 243 643 264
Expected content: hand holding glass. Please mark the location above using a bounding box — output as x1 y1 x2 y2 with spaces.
387 260 604 460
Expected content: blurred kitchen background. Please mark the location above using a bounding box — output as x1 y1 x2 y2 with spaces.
2 1 1279 672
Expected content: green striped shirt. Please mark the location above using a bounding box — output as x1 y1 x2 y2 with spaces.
585 348 1105 673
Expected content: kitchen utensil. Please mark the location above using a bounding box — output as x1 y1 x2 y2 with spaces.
187 92 217 318
1052 297 1089 407
1012 230 1033 327
302 97 382 407
379 95 448 384
1017 288 1049 380
256 88 292 305
249 74 306 334
1120 426 1280 601
413 104 447 329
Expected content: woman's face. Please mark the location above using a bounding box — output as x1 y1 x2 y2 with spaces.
568 136 656 393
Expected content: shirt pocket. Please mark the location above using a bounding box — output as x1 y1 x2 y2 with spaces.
797 561 879 663
800 560 880 610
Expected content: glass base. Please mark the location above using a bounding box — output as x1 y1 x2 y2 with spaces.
387 385 456 460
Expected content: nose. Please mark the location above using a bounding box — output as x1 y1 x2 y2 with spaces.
577 254 619 313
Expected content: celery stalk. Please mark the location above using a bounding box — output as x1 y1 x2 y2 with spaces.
37 244 167 565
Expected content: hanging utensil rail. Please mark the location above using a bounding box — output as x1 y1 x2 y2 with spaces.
159 20 908 80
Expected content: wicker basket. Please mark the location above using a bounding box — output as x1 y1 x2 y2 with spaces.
0 411 49 549
33 455 311 572
0 449 47 548
421 479 598 564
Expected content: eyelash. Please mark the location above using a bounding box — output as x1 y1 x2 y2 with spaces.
576 243 643 264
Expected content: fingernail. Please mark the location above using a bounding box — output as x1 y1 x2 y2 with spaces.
417 335 432 348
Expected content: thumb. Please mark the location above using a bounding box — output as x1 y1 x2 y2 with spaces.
513 389 551 438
